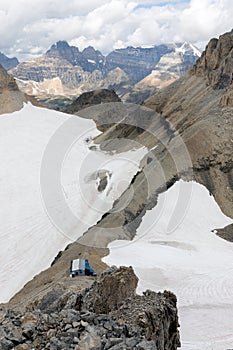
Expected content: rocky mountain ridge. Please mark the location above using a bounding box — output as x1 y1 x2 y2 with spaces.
9 41 201 106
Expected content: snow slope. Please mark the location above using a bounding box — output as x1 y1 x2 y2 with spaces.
103 180 233 350
0 103 146 303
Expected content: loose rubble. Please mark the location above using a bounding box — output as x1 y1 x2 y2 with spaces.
0 267 180 349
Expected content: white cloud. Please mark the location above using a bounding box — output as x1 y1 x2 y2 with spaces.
0 0 232 61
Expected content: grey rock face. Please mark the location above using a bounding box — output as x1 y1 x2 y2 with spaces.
47 41 106 73
106 44 175 83
0 52 19 71
193 29 233 91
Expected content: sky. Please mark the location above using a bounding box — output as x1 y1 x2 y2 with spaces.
0 0 232 61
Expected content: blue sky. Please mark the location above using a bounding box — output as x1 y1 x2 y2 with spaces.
136 0 190 9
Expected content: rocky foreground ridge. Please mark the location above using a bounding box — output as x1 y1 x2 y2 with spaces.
0 267 180 350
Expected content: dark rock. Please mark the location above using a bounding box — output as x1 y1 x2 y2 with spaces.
50 336 62 349
214 223 233 242
37 289 66 312
22 326 34 340
64 323 72 330
47 41 106 73
0 337 14 350
136 340 157 349
65 88 121 114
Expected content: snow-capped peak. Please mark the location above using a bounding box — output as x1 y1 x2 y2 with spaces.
176 42 201 57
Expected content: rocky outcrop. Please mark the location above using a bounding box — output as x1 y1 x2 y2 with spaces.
1 267 180 350
0 64 19 92
80 266 138 314
65 89 121 114
214 223 233 242
192 29 233 105
0 64 26 114
0 52 19 71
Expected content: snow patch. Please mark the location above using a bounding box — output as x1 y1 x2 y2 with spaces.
103 180 233 350
87 59 96 64
176 42 201 57
0 103 146 302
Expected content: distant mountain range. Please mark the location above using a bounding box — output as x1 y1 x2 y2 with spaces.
3 41 201 106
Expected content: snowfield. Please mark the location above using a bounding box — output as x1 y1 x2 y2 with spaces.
103 180 233 350
0 103 146 303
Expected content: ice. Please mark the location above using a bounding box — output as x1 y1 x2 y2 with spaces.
0 103 146 302
103 180 233 349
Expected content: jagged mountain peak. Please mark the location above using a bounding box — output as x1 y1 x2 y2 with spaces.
46 40 80 57
82 46 105 61
0 52 19 70
176 42 201 57
49 40 71 51
82 45 98 53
